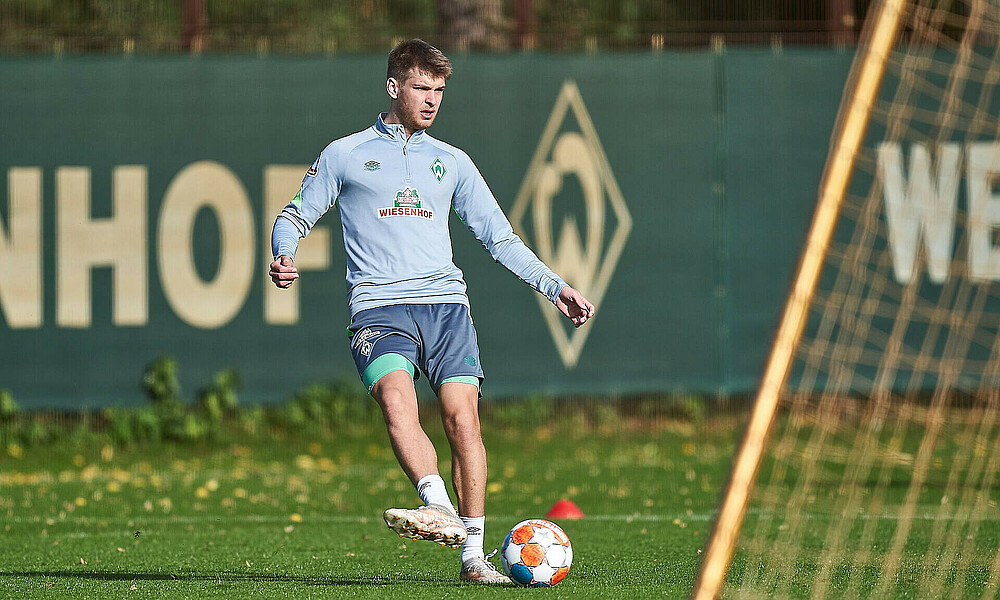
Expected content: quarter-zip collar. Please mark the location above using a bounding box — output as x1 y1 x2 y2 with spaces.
374 113 426 146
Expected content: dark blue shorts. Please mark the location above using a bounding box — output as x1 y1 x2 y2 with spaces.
347 303 484 393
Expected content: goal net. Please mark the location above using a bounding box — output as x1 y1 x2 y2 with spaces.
696 0 1000 598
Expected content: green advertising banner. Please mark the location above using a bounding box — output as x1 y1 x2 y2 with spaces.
0 52 853 408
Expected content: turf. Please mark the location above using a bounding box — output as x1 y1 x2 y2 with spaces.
0 417 733 599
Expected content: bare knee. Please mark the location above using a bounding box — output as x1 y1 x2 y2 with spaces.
380 391 412 425
442 408 482 443
373 373 418 427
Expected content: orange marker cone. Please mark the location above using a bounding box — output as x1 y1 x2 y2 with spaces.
545 499 585 520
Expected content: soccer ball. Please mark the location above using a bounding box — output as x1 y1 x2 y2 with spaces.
500 519 573 587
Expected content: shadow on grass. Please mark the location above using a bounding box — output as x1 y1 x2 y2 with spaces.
0 570 453 586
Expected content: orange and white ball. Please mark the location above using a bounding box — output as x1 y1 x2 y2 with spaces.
500 519 573 586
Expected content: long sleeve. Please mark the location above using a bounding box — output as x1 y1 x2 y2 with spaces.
451 150 566 305
271 145 343 259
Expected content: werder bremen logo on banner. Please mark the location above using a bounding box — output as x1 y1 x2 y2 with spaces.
511 80 632 369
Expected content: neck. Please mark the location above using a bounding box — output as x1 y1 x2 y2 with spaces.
383 109 416 139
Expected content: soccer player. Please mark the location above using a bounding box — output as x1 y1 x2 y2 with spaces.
269 39 594 584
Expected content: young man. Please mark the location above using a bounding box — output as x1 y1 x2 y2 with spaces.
269 39 594 584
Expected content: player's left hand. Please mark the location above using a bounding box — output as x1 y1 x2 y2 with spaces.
555 286 595 328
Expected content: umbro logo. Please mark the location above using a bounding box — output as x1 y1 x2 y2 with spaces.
364 160 381 172
465 526 482 534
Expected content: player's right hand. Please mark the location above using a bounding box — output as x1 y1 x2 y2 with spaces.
269 255 299 289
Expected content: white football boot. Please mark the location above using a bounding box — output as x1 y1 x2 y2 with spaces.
383 503 467 548
460 550 513 584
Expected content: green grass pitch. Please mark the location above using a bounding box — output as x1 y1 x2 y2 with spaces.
4 412 997 598
0 417 730 599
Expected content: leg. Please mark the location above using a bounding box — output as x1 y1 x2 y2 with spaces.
349 308 465 548
371 370 438 485
375 369 466 549
440 383 510 584
438 381 487 517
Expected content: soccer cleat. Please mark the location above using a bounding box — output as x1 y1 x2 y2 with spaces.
460 550 512 584
383 503 466 548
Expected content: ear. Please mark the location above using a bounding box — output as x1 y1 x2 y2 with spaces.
386 77 399 100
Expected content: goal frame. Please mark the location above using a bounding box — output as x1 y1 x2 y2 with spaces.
690 1 908 597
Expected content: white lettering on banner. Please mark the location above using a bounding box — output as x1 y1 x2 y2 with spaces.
0 168 43 329
966 142 1000 281
263 165 331 325
879 142 1000 284
878 142 961 284
4 144 998 333
158 161 254 329
57 166 148 327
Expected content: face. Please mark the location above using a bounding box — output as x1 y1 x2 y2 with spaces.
387 69 446 133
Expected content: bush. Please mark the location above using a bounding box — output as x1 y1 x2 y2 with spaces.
290 381 376 430
133 407 162 443
2 360 715 455
666 395 705 426
142 357 182 409
198 369 241 423
488 394 556 427
0 390 18 422
103 408 134 446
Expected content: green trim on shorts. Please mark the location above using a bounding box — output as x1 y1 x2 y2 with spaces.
440 375 480 389
363 353 415 392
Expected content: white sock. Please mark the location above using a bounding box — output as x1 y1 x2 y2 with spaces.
415 474 457 516
460 516 485 563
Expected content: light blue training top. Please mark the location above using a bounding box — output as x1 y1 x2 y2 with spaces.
272 113 567 317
